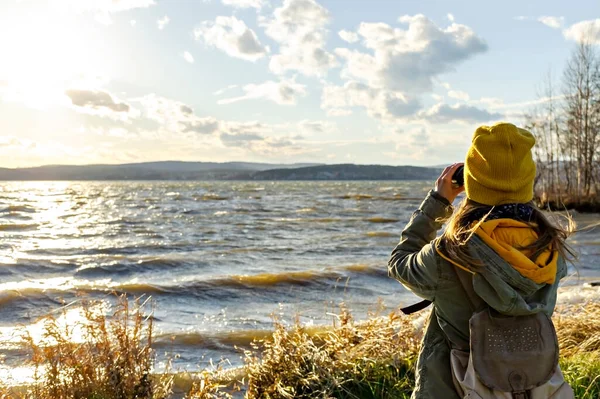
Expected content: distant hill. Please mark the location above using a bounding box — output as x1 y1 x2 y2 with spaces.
0 161 441 181
252 164 440 180
0 161 321 181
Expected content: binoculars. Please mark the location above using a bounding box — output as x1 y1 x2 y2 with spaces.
452 165 465 187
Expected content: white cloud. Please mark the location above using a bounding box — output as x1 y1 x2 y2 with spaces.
538 16 564 29
409 128 430 147
338 30 359 43
130 20 136 27
65 89 137 120
321 80 422 120
157 15 170 30
563 19 600 44
261 0 338 76
384 127 434 161
0 136 36 150
137 94 316 148
335 15 487 93
298 120 336 134
194 16 267 62
136 94 220 135
214 85 239 96
447 90 470 101
327 108 352 117
475 95 566 111
181 117 220 134
66 89 130 113
447 13 455 22
222 0 264 9
320 14 487 124
517 16 600 43
218 78 307 105
419 103 503 124
219 123 311 156
86 126 140 139
183 51 195 64
516 15 564 30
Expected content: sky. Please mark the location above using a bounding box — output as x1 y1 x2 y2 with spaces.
0 0 599 168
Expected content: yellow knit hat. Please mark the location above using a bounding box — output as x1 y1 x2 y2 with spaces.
465 122 536 206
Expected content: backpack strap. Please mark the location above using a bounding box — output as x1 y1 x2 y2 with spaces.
453 266 487 313
400 243 486 315
435 242 487 313
400 299 432 315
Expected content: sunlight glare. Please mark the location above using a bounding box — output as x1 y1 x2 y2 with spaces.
0 11 111 109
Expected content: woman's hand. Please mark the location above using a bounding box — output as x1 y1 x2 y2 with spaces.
435 163 465 204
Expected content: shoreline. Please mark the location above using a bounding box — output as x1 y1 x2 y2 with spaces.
536 197 600 213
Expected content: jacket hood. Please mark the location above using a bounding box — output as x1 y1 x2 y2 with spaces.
464 219 566 316
474 219 557 285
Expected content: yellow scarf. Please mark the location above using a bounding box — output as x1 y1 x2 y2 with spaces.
474 219 557 284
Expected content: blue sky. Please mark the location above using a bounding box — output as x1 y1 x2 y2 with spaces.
0 0 598 168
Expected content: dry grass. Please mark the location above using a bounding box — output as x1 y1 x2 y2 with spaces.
1 295 173 399
555 302 600 357
241 306 420 399
185 369 239 399
1 298 599 399
233 302 600 399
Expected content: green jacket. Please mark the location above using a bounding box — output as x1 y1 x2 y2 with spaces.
388 191 567 399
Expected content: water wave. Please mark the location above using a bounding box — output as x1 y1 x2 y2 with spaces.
0 205 36 213
365 218 399 224
198 194 229 201
337 194 408 201
366 232 396 238
272 217 350 224
236 187 265 193
0 264 387 306
74 256 195 278
339 194 373 200
0 223 38 232
154 329 274 350
295 208 317 213
154 324 333 350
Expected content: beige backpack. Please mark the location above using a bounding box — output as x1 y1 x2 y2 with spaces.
450 268 574 399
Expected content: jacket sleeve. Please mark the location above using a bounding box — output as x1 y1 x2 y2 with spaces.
388 190 454 301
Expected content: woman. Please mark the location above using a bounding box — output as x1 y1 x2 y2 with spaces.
388 122 574 398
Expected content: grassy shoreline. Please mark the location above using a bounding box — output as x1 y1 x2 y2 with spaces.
1 298 599 398
535 195 600 213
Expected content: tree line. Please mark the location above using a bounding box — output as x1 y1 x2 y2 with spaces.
525 36 600 208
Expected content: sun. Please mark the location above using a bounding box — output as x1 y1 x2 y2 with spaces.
0 9 111 109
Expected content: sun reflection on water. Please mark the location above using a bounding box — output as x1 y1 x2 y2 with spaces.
0 301 109 386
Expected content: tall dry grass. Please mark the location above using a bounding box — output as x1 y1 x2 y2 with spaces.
242 307 419 399
1 297 599 398
1 295 173 399
555 302 600 356
228 302 600 399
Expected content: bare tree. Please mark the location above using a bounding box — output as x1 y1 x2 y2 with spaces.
525 70 564 204
562 39 600 200
527 35 600 207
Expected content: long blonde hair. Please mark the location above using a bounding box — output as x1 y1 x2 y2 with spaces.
440 199 576 270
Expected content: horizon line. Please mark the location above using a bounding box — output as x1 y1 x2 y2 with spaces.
2 160 446 170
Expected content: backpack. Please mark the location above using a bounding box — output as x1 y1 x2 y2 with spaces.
450 267 574 399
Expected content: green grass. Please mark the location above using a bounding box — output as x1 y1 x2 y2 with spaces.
561 354 600 399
